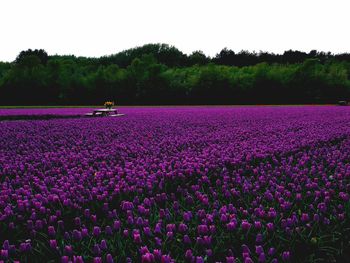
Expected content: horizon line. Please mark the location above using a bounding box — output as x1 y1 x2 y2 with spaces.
2 43 350 63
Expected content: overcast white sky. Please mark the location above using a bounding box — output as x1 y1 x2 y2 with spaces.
0 0 349 62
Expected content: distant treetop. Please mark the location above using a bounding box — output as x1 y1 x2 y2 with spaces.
15 49 49 65
8 44 350 68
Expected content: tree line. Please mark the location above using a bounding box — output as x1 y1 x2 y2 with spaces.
0 44 350 105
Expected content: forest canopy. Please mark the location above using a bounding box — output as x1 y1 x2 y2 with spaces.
1 44 350 105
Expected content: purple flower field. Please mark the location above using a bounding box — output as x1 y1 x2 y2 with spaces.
0 106 350 262
0 108 91 116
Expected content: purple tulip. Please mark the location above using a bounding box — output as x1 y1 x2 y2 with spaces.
143 226 152 236
81 228 89 238
61 256 70 263
19 242 31 253
166 224 176 232
282 251 291 261
255 245 264 255
93 226 101 237
183 211 192 222
185 249 193 260
140 246 149 254
49 240 57 250
197 224 209 235
73 256 84 263
123 229 129 237
206 249 213 257
74 217 81 226
220 213 228 222
226 256 236 263
122 201 134 211
266 222 274 231
183 234 191 244
256 233 263 243
64 245 73 255
301 213 309 222
106 254 114 263
179 223 188 233
113 220 121 230
242 244 250 254
241 220 251 231
105 225 113 235
161 255 172 263
258 253 266 262
155 237 162 247
35 220 43 230
93 257 102 263
1 249 8 259
93 244 101 256
73 230 82 241
91 214 97 223
154 223 162 234
48 226 56 237
227 221 237 231
141 252 155 263
268 247 276 256
100 240 107 250
153 249 162 260
166 231 174 239
133 232 142 243
2 240 9 250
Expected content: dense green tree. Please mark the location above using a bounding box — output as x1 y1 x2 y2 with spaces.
188 51 210 66
99 44 187 68
15 49 49 65
1 44 350 105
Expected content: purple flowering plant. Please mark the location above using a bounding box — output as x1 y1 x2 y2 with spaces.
0 106 350 262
